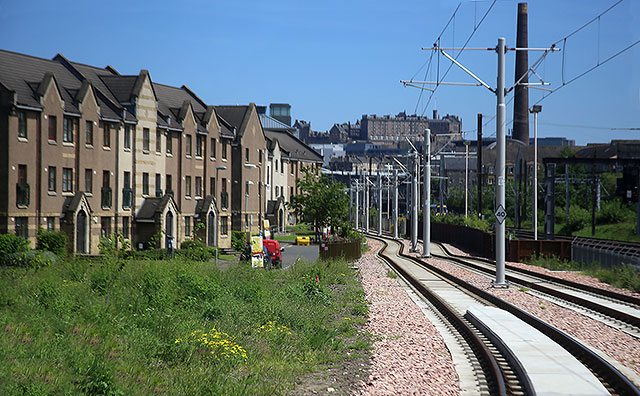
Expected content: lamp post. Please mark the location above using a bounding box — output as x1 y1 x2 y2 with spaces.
530 105 542 240
215 165 226 267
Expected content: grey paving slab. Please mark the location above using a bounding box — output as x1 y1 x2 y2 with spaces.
466 306 609 396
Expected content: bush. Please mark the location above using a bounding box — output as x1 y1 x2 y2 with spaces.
562 205 591 234
232 231 247 252
597 199 634 225
3 250 55 269
127 249 169 261
180 239 205 250
36 229 67 256
0 233 30 258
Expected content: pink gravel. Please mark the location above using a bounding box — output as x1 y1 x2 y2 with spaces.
402 240 640 378
356 239 460 396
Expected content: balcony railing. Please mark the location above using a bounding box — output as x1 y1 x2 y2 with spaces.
16 183 29 207
122 187 132 209
221 191 229 210
155 188 163 198
101 187 112 208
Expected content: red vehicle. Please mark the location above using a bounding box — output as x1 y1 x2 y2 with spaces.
263 239 284 268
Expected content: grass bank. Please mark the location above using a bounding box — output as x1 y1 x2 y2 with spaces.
0 255 369 395
526 255 640 292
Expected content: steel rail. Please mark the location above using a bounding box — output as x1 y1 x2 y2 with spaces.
379 235 640 396
372 236 508 396
436 240 640 307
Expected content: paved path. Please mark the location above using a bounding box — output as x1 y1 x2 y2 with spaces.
281 244 319 268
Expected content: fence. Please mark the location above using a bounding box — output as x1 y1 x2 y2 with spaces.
319 240 362 261
572 239 640 270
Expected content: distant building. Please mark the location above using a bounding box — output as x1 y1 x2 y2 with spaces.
360 110 461 142
269 103 291 126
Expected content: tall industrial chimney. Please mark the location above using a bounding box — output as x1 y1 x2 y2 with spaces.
513 2 529 145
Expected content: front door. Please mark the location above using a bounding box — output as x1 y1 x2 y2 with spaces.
165 212 174 249
207 212 215 247
76 210 87 253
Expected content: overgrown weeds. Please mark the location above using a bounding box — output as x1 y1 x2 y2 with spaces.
0 255 369 395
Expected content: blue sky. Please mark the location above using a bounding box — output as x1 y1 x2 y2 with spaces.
1 0 638 146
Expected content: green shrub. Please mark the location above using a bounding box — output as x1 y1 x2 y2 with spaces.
597 199 634 225
127 249 169 261
176 247 214 262
562 205 591 234
3 250 55 269
0 233 30 265
231 230 247 252
36 229 67 256
180 239 205 250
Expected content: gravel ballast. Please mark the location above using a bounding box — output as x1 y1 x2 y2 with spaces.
356 239 460 396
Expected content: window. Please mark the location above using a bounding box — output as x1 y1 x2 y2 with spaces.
280 159 284 174
275 160 278 172
185 176 191 197
290 186 293 201
221 140 227 160
100 217 111 238
85 169 92 193
63 117 75 143
155 173 162 196
210 138 216 158
18 164 27 184
48 166 56 192
103 123 110 148
48 115 57 141
102 170 110 188
210 177 215 196
220 216 228 235
123 172 132 209
122 217 130 239
18 111 27 138
124 171 131 188
196 135 203 157
267 166 270 184
185 135 192 157
195 177 202 197
290 161 294 175
166 132 172 154
47 217 55 231
143 128 149 152
142 172 149 196
156 130 162 153
62 168 73 193
185 216 191 237
245 181 250 196
259 149 263 163
15 217 28 239
123 125 131 149
166 174 172 193
86 121 93 145
245 148 249 162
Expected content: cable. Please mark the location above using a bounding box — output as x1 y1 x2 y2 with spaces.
540 122 640 131
420 0 498 117
552 0 622 46
534 38 640 105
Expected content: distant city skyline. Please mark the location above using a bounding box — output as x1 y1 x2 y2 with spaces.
1 0 638 146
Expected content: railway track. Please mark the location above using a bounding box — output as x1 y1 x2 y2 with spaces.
430 240 640 337
369 233 640 396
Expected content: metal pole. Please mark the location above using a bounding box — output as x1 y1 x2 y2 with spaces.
465 142 469 217
494 37 507 287
534 110 538 240
411 152 418 252
477 114 483 216
422 129 431 257
365 175 370 233
378 170 382 236
394 169 399 239
355 180 359 230
565 163 570 225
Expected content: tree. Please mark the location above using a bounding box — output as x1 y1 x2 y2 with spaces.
288 167 349 234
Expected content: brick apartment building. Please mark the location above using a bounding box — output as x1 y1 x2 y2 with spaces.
0 49 322 254
359 110 461 142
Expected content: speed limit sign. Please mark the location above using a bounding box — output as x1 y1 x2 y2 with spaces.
495 204 507 224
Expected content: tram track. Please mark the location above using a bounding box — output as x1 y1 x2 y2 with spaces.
369 233 640 396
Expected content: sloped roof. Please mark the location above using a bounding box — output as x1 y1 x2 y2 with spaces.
215 105 249 135
259 113 295 132
0 49 82 113
100 75 137 103
136 195 177 221
264 129 323 163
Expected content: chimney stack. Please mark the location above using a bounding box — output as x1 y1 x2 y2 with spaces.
513 2 530 145
432 109 438 120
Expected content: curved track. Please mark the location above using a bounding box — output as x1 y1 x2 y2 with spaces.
370 233 640 396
